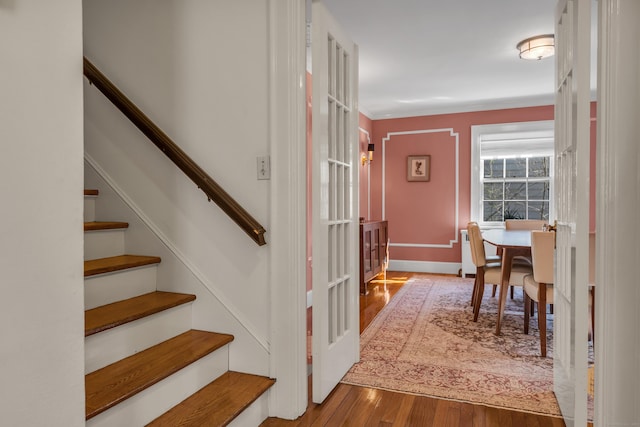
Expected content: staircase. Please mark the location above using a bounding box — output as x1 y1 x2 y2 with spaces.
84 189 274 426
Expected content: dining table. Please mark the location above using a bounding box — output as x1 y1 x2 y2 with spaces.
481 228 532 335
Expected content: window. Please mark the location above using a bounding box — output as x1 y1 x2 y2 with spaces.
482 157 551 221
471 121 554 227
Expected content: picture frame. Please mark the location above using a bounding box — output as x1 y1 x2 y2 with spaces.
407 155 430 182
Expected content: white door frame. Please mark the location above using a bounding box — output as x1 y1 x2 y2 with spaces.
595 1 640 425
267 0 309 419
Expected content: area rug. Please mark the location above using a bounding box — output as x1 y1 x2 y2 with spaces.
341 274 561 417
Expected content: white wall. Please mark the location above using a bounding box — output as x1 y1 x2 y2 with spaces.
0 0 85 425
83 0 272 374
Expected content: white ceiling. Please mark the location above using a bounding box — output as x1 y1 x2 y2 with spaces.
321 0 560 119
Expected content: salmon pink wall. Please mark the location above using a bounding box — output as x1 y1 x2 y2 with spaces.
371 106 554 264
361 104 598 269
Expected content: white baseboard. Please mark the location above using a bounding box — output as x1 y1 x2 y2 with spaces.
388 260 462 276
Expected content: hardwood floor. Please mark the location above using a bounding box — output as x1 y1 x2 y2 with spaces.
261 382 566 427
359 271 409 333
261 272 568 427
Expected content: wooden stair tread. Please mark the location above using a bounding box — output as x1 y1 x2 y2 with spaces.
85 291 196 337
85 330 234 420
84 189 99 196
146 371 275 427
84 221 129 231
84 255 161 277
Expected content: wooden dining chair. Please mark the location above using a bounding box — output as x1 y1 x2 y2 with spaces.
467 222 532 322
501 219 548 299
523 230 555 357
466 222 500 308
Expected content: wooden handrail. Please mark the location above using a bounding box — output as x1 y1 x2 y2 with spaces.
83 57 266 246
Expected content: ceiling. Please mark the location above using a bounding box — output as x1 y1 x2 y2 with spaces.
321 0 559 119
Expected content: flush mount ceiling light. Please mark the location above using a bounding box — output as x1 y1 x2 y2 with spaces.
517 34 555 60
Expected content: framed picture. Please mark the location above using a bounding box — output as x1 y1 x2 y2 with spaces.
407 155 430 182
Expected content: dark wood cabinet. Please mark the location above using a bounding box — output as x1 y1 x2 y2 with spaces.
359 220 388 294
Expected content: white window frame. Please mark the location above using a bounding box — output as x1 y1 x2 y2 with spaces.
470 120 555 228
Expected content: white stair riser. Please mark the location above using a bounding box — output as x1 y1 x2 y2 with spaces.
85 304 193 374
84 229 126 260
85 266 157 309
228 393 270 427
86 346 230 427
84 196 97 222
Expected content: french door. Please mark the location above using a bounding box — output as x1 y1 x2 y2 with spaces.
310 0 360 404
553 0 591 425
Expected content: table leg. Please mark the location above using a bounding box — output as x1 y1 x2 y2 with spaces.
495 248 513 335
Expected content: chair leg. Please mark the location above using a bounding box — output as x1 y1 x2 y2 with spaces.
473 271 485 322
524 293 531 334
471 274 478 307
538 284 548 357
491 284 497 297
510 285 514 299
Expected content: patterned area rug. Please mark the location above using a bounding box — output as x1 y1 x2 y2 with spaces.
342 274 562 417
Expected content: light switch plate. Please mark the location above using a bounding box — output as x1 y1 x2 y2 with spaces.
257 155 270 180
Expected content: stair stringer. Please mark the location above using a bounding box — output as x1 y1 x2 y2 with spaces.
84 158 270 377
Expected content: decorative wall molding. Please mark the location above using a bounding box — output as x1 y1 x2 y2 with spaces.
382 128 460 248
359 126 371 219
